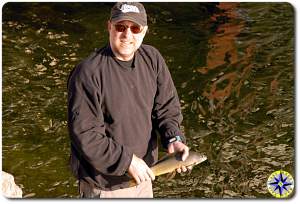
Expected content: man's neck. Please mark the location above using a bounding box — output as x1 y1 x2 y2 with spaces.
111 48 134 62
115 55 134 61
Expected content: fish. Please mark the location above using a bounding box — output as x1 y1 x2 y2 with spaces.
151 151 207 176
129 151 207 186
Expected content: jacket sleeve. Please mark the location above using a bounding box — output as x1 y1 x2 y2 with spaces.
152 51 186 149
67 63 133 176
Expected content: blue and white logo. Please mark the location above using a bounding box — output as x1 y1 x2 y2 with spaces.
267 170 294 198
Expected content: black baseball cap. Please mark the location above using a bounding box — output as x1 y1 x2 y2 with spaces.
110 2 147 26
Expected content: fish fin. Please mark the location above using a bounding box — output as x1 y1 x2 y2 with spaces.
166 171 176 180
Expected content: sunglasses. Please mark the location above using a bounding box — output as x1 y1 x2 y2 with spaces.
114 24 142 34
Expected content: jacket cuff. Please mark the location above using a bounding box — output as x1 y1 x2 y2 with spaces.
161 129 186 149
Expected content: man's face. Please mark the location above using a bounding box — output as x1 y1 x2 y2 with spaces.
108 20 148 61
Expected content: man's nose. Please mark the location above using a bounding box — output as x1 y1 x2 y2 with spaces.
122 27 133 38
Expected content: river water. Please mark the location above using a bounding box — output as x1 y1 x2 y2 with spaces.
2 2 294 198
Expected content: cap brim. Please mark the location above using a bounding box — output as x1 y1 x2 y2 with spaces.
111 16 145 26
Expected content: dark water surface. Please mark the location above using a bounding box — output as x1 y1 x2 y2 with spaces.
2 2 294 198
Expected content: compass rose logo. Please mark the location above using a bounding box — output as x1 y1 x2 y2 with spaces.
267 170 294 198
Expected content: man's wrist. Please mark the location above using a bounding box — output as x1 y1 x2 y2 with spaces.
168 135 183 144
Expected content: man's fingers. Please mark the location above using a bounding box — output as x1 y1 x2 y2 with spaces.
187 166 193 175
137 171 147 183
133 175 141 185
176 168 182 174
175 165 193 176
181 166 187 173
181 147 189 161
140 175 146 183
147 168 155 181
187 166 193 174
176 166 188 175
168 144 174 154
128 154 155 185
139 168 150 183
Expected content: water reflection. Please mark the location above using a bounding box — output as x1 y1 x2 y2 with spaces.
198 3 242 74
2 2 294 198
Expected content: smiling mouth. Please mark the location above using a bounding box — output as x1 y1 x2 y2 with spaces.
121 43 132 47
120 41 133 46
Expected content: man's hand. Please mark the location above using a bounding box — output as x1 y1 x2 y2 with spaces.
128 154 155 185
167 141 192 173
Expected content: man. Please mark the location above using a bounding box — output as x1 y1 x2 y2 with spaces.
67 2 190 198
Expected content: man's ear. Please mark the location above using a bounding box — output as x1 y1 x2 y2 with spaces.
142 26 148 35
107 20 112 31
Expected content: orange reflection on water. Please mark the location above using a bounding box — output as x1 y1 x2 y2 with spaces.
197 3 257 113
197 3 241 74
203 72 237 111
